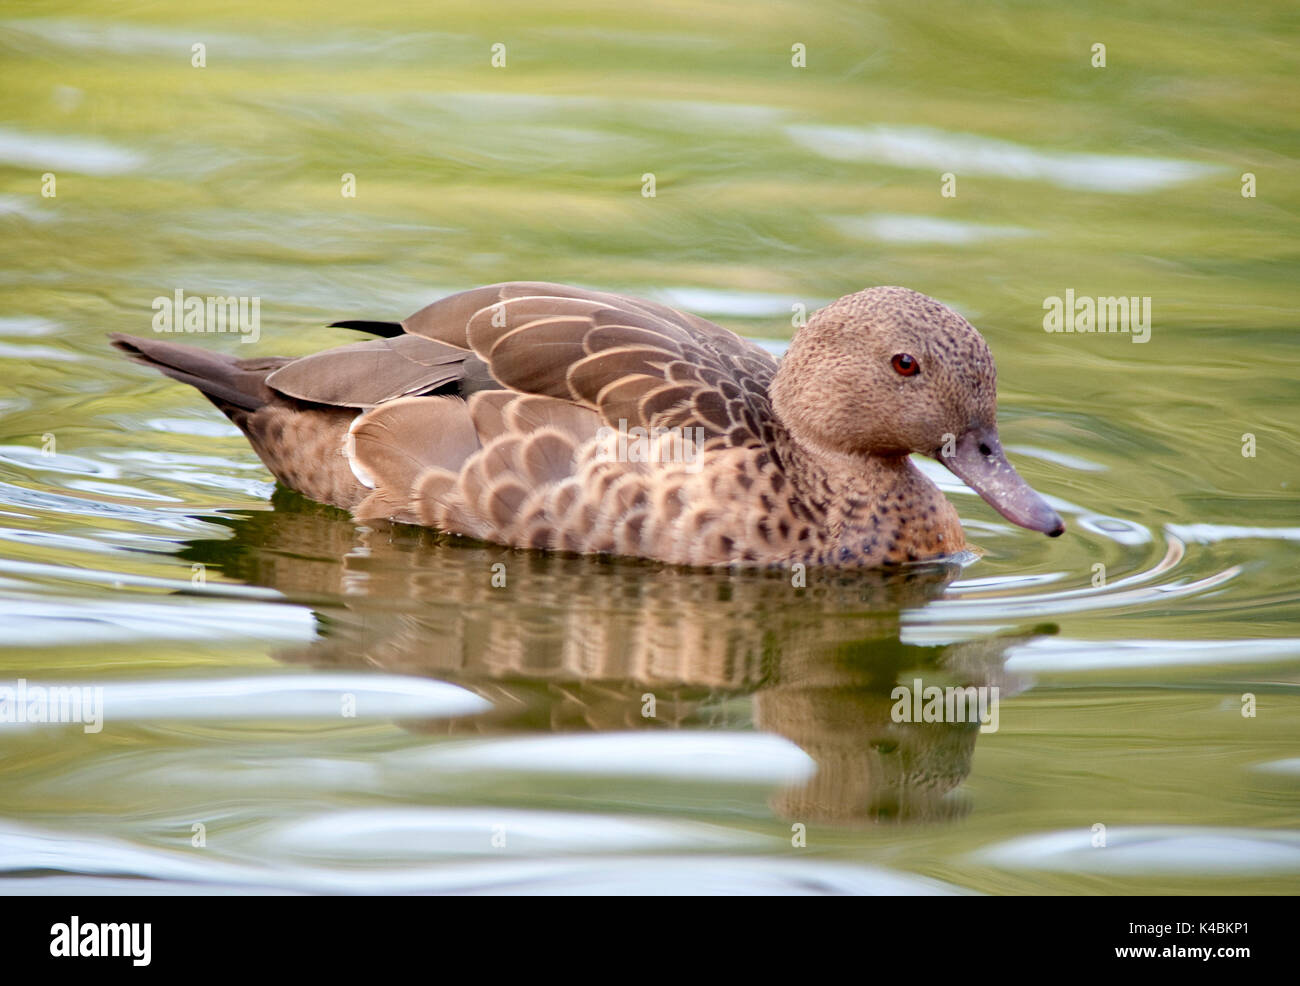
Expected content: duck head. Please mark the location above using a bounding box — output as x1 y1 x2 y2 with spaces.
770 286 1065 536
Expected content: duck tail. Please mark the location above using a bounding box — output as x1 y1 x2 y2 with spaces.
109 333 290 424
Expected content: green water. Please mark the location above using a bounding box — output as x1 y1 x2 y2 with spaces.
0 1 1297 894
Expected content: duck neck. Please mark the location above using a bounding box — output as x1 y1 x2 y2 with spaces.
774 428 957 564
775 425 899 512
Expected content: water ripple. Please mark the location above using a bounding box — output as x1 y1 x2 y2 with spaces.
262 807 762 857
0 125 142 175
786 123 1223 193
401 732 816 785
0 595 312 647
0 818 967 894
1004 637 1300 674
975 827 1300 875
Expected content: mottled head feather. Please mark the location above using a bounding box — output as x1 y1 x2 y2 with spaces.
771 287 997 459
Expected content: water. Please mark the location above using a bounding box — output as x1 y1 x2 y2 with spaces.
0 1 1297 894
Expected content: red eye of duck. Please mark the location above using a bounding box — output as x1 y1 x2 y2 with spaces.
891 353 920 376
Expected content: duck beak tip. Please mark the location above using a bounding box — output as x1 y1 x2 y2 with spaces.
938 427 1065 538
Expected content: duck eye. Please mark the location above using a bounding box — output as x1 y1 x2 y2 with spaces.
891 353 920 377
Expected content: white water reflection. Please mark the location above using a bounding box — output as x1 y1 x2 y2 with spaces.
1004 637 1300 674
0 819 968 894
141 418 243 438
787 124 1222 193
656 288 821 318
402 732 817 785
0 342 80 361
0 197 54 223
0 445 120 478
1 18 468 63
0 596 313 646
265 807 763 857
831 213 1034 245
1007 445 1109 473
1167 523 1300 544
976 826 1300 875
92 674 491 722
1257 759 1300 775
0 126 142 175
0 316 58 336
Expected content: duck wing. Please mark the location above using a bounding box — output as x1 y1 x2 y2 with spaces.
398 281 780 448
264 334 499 408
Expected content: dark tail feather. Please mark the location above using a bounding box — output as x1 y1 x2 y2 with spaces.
109 333 287 416
329 320 404 338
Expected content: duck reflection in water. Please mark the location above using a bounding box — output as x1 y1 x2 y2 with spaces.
181 490 1051 825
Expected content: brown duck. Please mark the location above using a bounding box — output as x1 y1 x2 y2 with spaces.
112 281 1064 567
